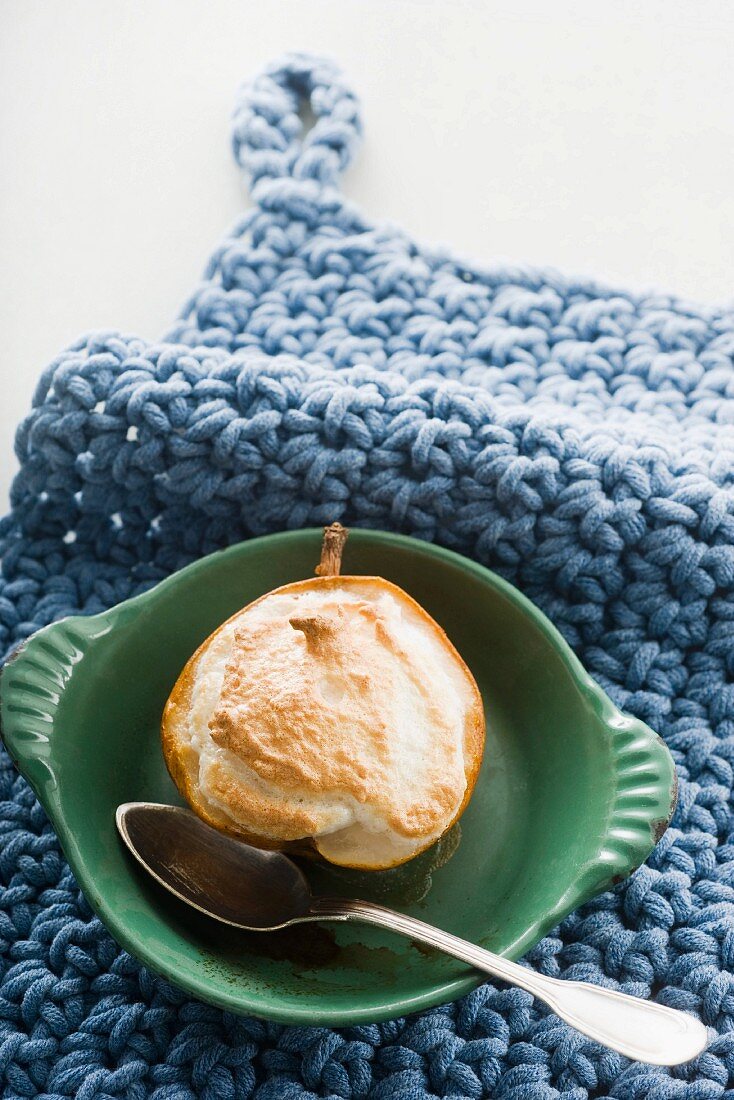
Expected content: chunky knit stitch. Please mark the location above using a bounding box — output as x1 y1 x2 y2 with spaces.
2 53 734 1099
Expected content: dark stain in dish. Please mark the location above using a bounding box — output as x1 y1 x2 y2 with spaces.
199 929 405 995
336 943 402 977
410 939 440 959
231 924 342 967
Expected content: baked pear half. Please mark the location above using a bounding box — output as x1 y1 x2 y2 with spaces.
162 525 485 870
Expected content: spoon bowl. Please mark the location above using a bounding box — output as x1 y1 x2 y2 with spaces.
116 802 312 929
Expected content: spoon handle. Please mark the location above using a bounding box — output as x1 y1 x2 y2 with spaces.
311 898 707 1066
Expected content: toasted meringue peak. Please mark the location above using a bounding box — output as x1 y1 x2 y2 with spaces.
162 574 484 870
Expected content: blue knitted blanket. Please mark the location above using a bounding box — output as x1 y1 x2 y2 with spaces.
2 53 734 1099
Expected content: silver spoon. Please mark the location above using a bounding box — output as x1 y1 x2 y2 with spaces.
116 801 707 1065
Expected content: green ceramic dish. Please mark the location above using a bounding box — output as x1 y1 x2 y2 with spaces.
0 529 676 1026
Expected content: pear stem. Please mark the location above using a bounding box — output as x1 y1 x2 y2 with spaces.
316 523 349 577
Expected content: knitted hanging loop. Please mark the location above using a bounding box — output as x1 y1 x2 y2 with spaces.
232 53 362 189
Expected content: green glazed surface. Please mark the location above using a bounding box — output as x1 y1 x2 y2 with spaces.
0 529 676 1025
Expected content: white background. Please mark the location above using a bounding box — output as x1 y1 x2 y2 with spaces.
1 0 733 506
